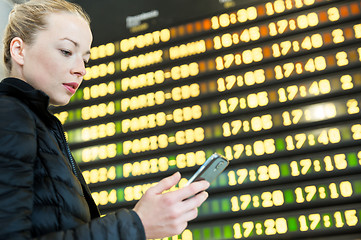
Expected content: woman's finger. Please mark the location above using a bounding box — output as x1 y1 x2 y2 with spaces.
147 172 181 195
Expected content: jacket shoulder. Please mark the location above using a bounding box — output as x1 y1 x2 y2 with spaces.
0 95 37 161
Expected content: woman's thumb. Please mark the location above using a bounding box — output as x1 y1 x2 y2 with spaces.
151 172 181 194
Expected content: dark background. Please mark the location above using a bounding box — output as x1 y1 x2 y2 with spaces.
71 0 263 46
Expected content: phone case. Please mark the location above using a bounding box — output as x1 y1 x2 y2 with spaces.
186 152 229 186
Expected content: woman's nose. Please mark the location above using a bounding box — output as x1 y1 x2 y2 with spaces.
71 58 87 77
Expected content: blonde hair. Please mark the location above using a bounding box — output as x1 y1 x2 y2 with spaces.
3 0 90 73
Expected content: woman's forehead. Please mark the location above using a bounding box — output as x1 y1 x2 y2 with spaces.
41 12 92 47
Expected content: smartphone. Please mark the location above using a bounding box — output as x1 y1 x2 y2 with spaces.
185 153 229 186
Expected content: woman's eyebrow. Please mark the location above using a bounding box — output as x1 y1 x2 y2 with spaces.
61 37 91 55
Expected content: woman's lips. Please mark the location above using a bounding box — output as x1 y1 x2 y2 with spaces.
63 82 79 94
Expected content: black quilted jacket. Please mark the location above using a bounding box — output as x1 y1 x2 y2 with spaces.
0 78 145 239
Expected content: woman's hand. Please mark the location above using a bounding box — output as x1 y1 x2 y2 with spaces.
133 172 210 239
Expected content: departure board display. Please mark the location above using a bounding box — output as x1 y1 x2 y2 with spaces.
55 0 361 239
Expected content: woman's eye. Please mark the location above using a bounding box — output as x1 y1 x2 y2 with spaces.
60 49 72 56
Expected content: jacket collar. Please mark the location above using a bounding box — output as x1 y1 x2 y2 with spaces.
0 77 57 129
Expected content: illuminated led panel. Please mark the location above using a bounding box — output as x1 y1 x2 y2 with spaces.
183 204 361 239
52 0 361 239
71 119 361 167
220 147 361 190
220 120 361 163
65 91 361 147
82 146 361 189
89 160 361 209
89 0 344 59
56 44 361 127
82 4 361 81
66 84 361 157
197 175 361 219
75 120 361 210
74 39 361 107
82 147 361 213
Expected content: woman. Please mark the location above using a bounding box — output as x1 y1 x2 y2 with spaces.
0 0 210 239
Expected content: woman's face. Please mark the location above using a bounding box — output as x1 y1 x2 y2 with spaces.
21 12 92 106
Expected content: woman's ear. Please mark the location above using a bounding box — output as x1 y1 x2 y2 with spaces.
9 37 26 66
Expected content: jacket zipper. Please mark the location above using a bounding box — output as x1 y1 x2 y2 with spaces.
57 123 100 216
55 120 79 179
65 137 79 179
53 120 90 200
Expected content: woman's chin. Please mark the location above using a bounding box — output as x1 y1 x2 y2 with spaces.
50 97 70 106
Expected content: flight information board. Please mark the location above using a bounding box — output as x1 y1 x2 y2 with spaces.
54 0 361 239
